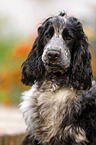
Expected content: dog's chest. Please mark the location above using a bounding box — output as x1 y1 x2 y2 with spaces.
21 82 76 143
31 82 76 143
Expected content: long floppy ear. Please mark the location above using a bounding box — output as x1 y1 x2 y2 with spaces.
21 16 53 85
69 17 92 90
21 25 46 86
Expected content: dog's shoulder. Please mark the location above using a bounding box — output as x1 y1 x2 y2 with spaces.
81 80 96 101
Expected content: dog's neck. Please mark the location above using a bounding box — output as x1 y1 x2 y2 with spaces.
39 72 71 89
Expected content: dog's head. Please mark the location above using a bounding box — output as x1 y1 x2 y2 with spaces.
21 12 92 90
42 15 71 74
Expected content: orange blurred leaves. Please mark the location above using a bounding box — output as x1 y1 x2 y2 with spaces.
13 43 31 59
89 48 96 76
84 25 96 77
0 34 37 105
12 34 37 59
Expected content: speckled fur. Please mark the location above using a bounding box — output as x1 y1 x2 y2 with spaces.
20 80 88 144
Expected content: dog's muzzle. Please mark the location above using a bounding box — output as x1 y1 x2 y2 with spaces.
42 34 71 72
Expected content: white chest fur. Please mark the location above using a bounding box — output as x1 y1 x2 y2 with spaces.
20 81 77 144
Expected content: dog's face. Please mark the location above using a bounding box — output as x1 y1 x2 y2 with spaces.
42 16 73 73
21 13 92 90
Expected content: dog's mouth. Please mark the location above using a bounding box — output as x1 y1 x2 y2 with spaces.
49 62 57 65
44 62 67 74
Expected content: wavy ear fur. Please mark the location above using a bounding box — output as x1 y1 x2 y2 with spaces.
21 17 53 85
21 30 45 85
69 17 92 90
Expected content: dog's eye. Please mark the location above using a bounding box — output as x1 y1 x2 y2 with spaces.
45 26 54 40
62 28 72 41
66 36 72 40
45 32 51 39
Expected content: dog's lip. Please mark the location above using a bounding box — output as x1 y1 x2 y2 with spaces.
47 62 65 71
44 62 67 74
47 62 60 67
50 62 56 65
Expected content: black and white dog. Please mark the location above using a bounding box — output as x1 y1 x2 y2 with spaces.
20 12 96 145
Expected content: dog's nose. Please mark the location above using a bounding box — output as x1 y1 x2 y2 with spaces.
47 50 60 62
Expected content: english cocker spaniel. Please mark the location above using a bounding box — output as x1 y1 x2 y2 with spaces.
20 12 96 145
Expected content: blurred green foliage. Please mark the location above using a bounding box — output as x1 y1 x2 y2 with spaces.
0 39 16 66
0 35 36 105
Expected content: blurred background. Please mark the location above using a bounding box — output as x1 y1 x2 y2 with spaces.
0 0 96 144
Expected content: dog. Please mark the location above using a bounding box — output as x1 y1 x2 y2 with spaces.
20 12 96 145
